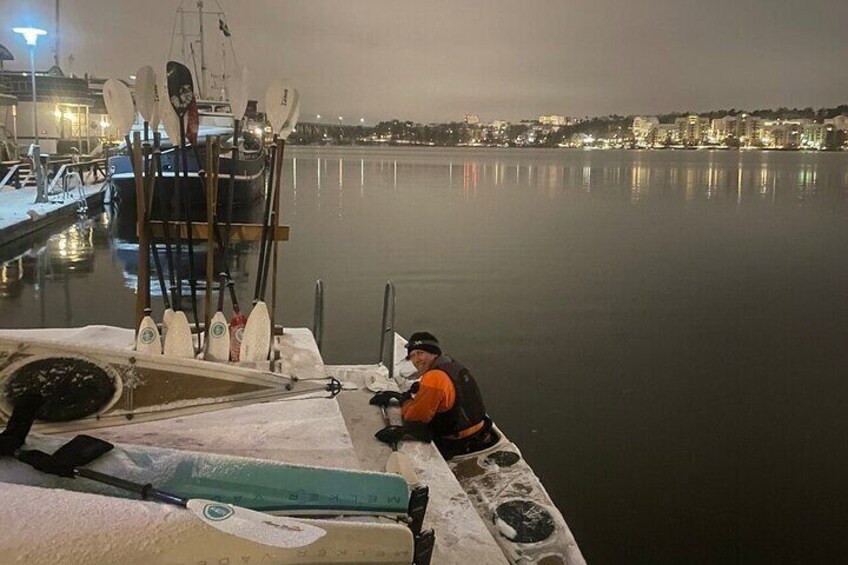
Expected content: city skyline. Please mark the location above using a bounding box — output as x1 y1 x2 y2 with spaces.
1 0 846 123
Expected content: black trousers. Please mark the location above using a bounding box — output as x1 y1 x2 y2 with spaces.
434 418 500 460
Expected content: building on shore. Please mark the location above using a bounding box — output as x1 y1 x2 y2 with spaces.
632 116 659 147
539 114 568 126
0 64 111 155
674 115 711 146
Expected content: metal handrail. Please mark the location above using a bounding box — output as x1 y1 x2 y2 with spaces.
0 161 24 190
379 280 396 380
47 158 108 195
313 279 324 353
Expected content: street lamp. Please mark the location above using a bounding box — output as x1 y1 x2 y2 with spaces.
12 27 47 145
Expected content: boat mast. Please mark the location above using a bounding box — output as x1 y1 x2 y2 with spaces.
198 0 207 99
53 0 60 68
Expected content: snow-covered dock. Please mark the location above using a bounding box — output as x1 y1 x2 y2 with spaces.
0 183 106 246
0 325 584 564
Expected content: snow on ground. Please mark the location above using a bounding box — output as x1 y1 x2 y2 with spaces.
0 325 515 563
0 184 104 234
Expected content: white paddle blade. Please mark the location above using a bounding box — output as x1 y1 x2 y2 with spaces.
205 311 230 362
386 451 420 486
185 500 326 549
157 68 182 145
135 316 162 354
240 302 271 362
228 65 249 121
102 79 136 135
280 92 301 140
264 80 296 134
163 311 195 358
135 66 157 124
162 307 175 336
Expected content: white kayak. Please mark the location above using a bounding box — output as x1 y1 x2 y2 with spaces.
0 482 415 564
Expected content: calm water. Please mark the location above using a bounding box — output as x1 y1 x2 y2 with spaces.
2 147 847 564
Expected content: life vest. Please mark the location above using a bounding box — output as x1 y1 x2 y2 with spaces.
430 357 487 438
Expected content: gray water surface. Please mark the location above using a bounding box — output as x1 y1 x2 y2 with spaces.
1 147 847 564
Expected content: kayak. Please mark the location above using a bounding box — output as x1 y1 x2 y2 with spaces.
0 482 415 564
447 426 586 565
1 433 411 517
0 337 329 433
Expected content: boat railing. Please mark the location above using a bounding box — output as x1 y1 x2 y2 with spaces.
379 280 396 380
313 279 324 353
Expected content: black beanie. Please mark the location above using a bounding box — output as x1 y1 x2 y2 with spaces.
405 332 442 358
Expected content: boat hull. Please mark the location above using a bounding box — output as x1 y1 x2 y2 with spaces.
108 147 266 222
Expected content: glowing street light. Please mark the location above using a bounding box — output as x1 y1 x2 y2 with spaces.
13 26 47 145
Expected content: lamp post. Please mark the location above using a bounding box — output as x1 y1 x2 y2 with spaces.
12 27 47 145
13 26 47 203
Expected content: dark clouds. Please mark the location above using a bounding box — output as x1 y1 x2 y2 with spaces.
1 0 846 122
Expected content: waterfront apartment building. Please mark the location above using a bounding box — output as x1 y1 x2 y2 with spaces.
464 113 479 125
539 114 568 126
632 116 659 146
675 115 710 145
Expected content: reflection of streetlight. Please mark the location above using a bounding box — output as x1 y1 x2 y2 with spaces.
13 26 47 145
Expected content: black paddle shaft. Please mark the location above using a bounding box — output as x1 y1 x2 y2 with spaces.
75 467 188 507
254 142 277 302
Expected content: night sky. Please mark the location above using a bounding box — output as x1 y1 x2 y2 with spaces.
1 0 846 123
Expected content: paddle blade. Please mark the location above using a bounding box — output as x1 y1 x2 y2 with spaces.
239 302 271 362
185 499 325 549
280 91 300 140
102 79 135 135
264 79 296 134
135 66 157 124
205 311 230 362
227 65 249 121
157 69 182 145
229 312 247 361
387 451 420 486
166 60 194 115
163 311 195 358
162 307 175 336
135 316 162 355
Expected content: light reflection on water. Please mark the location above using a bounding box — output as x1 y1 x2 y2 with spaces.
1 147 847 564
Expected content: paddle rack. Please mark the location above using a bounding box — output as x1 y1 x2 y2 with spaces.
132 132 290 364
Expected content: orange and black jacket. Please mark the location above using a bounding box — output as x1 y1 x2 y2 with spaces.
401 356 487 439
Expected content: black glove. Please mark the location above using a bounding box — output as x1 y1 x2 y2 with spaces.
375 425 404 445
375 424 433 445
369 391 405 407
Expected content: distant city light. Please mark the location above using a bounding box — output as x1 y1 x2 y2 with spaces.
12 26 46 46
316 114 321 120
129 74 136 80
